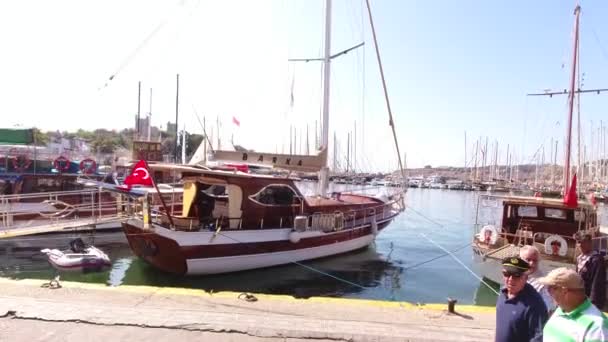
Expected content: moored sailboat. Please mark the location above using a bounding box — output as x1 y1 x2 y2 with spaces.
120 0 407 275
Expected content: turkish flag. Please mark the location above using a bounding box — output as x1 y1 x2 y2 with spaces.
121 160 154 190
232 116 240 127
563 173 578 208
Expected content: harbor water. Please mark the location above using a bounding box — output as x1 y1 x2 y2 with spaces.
2 185 603 306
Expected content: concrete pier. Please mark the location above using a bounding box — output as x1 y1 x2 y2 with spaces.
0 278 495 341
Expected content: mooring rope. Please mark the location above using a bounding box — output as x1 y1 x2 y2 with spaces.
402 242 471 271
405 205 445 228
419 232 500 296
216 231 371 291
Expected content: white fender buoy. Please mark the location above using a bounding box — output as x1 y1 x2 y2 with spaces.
289 231 301 244
477 225 498 245
371 218 378 236
544 235 568 257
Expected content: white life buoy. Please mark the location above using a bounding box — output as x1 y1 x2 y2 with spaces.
544 235 568 257
477 225 498 245
289 231 301 244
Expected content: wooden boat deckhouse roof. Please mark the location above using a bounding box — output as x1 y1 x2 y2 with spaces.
484 194 596 210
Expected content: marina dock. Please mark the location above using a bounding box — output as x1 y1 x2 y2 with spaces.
0 277 495 341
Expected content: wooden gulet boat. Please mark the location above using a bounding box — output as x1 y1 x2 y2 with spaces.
123 165 404 275
472 194 601 284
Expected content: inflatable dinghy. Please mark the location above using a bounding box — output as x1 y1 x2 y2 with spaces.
41 238 111 272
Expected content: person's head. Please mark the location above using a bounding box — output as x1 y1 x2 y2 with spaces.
575 232 593 255
519 245 541 274
539 267 586 310
551 240 562 255
502 257 530 295
484 229 492 243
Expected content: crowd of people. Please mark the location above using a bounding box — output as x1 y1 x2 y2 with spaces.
495 233 608 342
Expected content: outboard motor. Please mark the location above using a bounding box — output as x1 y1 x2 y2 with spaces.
69 238 86 253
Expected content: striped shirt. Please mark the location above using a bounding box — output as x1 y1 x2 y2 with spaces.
528 270 557 313
543 299 608 342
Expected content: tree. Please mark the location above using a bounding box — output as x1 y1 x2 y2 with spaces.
32 128 49 146
176 132 204 161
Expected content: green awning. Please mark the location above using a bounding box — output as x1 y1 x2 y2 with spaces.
0 129 34 145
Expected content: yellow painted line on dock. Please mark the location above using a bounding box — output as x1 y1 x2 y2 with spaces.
0 277 496 314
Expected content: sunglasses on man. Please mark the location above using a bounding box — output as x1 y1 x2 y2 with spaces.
502 271 523 278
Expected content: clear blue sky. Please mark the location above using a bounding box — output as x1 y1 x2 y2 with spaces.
1 0 607 171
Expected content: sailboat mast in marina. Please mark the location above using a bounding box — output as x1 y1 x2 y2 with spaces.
471 4 605 286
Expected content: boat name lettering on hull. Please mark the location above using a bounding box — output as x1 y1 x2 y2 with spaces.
241 153 303 166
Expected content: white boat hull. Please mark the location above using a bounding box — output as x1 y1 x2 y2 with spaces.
123 214 395 275
185 233 375 275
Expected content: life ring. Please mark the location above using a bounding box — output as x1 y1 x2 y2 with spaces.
53 156 71 172
544 235 568 257
288 231 301 244
477 225 498 245
11 154 32 172
79 158 97 174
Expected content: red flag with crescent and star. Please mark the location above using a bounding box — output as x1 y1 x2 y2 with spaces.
121 160 153 190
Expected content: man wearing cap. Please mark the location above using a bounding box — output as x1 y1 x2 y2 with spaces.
541 267 608 341
520 245 556 314
496 257 548 342
575 232 606 309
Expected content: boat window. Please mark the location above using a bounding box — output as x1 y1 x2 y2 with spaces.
202 185 227 198
251 185 299 206
517 206 538 218
62 180 83 191
506 205 512 218
35 178 63 192
545 208 567 220
574 210 586 222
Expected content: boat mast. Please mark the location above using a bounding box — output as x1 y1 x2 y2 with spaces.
137 81 141 138
148 88 153 141
175 74 180 162
203 117 207 164
464 131 467 175
563 5 580 192
318 0 332 197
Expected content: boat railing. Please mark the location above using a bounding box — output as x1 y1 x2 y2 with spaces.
146 192 405 232
0 188 128 232
480 228 602 263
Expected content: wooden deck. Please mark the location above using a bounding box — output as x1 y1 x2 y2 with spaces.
305 194 380 207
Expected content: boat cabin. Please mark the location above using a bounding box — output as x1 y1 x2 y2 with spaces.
149 165 388 232
500 196 598 248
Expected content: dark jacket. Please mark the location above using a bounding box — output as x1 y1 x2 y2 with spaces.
577 252 606 309
495 283 548 342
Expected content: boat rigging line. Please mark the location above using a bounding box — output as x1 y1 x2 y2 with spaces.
402 242 471 271
216 231 370 291
99 0 196 89
419 232 500 296
404 205 445 228
287 42 365 63
101 19 169 89
365 0 406 184
192 106 216 154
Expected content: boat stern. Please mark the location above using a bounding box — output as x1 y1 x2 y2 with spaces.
122 220 187 275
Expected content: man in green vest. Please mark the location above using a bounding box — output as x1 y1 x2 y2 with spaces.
540 267 608 341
